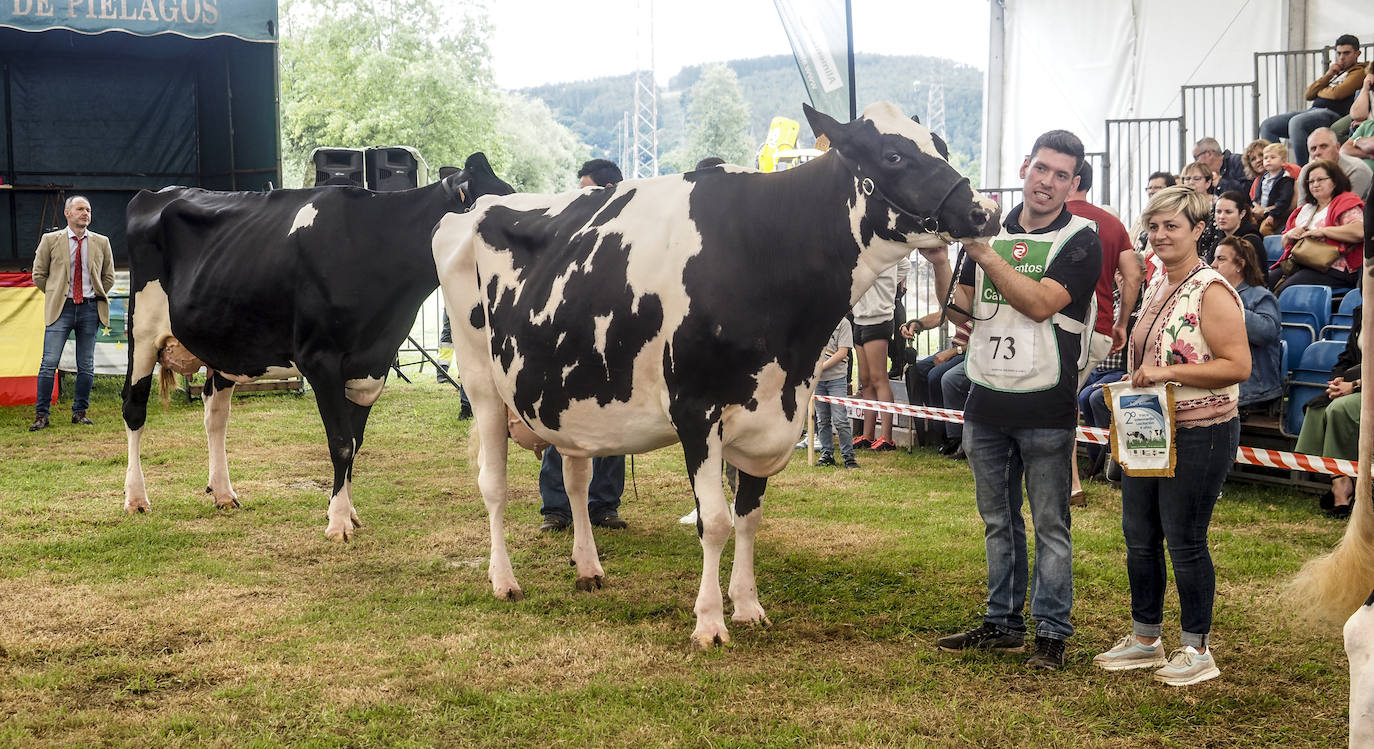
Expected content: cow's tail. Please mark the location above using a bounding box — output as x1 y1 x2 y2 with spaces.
1290 490 1374 625
158 364 177 406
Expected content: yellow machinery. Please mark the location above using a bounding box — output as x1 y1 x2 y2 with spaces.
755 116 824 172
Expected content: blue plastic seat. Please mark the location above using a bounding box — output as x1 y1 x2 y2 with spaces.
1263 234 1286 266
1281 339 1346 437
1280 324 1312 373
1279 285 1332 334
1320 287 1361 339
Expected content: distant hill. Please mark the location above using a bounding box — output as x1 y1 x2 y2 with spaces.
520 53 983 175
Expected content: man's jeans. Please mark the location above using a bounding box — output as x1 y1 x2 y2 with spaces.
1120 418 1239 650
36 299 99 417
539 446 625 523
940 361 971 442
1259 108 1340 165
964 419 1076 640
814 377 853 460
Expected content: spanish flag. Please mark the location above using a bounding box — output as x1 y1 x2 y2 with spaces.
0 272 52 406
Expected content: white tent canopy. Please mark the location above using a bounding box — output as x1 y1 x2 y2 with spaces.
985 0 1365 195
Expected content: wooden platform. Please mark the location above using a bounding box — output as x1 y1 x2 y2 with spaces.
185 378 305 400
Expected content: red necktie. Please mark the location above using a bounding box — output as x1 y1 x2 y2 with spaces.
72 235 84 304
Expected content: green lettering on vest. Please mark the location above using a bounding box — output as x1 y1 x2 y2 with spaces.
979 238 1054 305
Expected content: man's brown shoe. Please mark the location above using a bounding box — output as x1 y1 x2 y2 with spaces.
28 414 49 431
72 411 94 425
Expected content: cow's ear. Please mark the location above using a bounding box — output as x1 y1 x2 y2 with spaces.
803 103 845 147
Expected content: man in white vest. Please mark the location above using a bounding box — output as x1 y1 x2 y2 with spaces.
923 130 1102 669
28 195 115 431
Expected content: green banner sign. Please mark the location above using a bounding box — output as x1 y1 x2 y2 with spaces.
1 0 276 42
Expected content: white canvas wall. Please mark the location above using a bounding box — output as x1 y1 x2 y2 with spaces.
989 0 1364 189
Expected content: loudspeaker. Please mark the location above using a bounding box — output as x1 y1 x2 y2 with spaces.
311 147 365 187
366 146 427 192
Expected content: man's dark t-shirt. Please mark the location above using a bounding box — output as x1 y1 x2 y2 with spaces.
958 204 1102 430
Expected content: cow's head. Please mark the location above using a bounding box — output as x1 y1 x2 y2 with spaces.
804 102 999 244
444 152 515 210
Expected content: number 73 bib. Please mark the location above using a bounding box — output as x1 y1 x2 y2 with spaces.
974 317 1038 377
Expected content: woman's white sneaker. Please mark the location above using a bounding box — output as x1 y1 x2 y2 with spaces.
1093 635 1168 671
1153 646 1221 686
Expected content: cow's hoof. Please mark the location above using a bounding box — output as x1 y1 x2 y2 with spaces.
210 491 241 510
690 628 731 651
324 519 356 542
575 575 603 592
124 496 151 514
731 604 770 627
494 586 525 602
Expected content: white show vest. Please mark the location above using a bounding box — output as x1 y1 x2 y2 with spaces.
966 215 1097 393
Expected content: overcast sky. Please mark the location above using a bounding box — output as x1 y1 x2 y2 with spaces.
487 1 990 90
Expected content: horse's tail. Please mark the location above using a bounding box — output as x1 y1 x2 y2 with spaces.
1290 487 1374 625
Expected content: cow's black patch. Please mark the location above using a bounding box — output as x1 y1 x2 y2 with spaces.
469 303 484 330
477 191 664 430
734 471 766 518
1365 588 1374 608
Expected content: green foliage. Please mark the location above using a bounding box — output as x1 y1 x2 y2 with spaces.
280 0 506 187
497 95 589 193
669 64 753 170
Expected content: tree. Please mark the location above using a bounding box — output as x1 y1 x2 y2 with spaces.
677 64 752 170
497 95 588 193
279 0 507 187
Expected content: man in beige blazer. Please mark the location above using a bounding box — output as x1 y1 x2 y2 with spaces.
28 195 115 431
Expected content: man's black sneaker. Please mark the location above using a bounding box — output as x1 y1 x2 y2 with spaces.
937 623 1025 653
816 453 836 466
843 457 860 469
1026 635 1067 669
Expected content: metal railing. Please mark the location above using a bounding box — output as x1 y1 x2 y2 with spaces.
1182 81 1257 159
1104 116 1185 227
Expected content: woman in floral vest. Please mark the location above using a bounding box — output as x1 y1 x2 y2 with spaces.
1092 186 1251 687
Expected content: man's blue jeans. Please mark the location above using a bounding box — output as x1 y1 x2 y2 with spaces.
1119 418 1239 650
814 377 854 460
539 446 625 523
1259 108 1340 165
964 419 1076 640
36 299 99 417
940 361 971 442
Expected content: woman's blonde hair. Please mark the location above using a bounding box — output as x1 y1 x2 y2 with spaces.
1140 185 1212 228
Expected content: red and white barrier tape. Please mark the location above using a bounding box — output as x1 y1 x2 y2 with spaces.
814 393 1359 477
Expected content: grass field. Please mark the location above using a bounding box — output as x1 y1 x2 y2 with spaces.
0 374 1355 747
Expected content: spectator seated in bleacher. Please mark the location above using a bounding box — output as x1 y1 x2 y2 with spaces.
1131 171 1176 253
1210 236 1282 415
1297 127 1372 202
1242 138 1268 187
1269 159 1367 294
1259 34 1367 166
1193 137 1251 195
1250 142 1297 235
1179 161 1224 262
900 315 970 453
1214 190 1265 261
1294 307 1362 518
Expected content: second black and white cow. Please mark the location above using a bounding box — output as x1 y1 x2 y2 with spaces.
121 153 513 539
434 103 1000 648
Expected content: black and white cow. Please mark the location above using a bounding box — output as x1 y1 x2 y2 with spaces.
121 153 513 540
433 103 1000 648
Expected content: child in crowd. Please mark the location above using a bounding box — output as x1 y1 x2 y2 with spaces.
1251 142 1295 235
814 318 858 468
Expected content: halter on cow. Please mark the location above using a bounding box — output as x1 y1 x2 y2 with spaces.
121 153 513 540
434 102 1000 649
